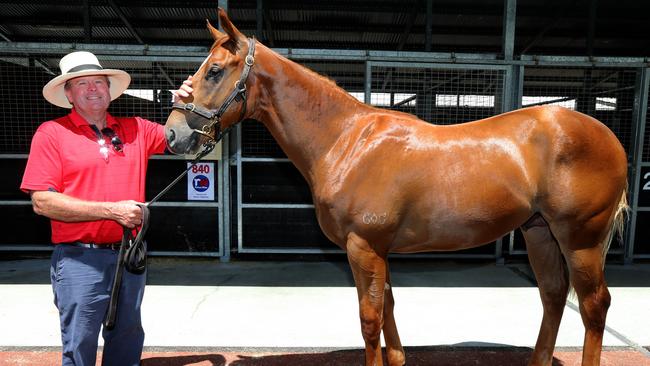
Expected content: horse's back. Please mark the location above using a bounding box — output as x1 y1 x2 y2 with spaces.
517 105 627 198
467 105 626 184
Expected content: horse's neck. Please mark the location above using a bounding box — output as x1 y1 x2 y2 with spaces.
251 46 364 179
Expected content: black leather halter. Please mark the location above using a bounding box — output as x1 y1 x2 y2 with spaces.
171 37 256 143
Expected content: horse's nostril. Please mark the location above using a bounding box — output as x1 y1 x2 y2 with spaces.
166 128 176 145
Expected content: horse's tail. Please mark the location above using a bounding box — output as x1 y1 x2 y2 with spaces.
602 184 629 265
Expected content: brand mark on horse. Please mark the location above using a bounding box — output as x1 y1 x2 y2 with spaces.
363 212 388 225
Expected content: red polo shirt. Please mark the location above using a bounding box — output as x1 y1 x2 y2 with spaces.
21 109 166 244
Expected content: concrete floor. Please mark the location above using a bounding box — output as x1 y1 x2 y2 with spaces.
0 256 649 364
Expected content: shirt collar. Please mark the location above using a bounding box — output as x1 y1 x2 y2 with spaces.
69 108 119 129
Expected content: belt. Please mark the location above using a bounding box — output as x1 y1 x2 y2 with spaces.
65 242 122 250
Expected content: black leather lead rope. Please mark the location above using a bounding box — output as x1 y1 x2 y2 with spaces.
103 203 149 330
103 143 214 330
123 203 150 275
103 228 127 330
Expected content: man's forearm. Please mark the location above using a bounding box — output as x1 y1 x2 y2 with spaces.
30 191 144 228
30 190 112 222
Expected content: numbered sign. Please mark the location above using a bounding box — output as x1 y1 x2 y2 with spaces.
187 162 215 201
639 166 650 207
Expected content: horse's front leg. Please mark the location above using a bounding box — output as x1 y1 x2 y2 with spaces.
346 232 400 366
383 268 406 366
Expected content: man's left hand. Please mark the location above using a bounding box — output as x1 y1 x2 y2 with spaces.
172 75 193 103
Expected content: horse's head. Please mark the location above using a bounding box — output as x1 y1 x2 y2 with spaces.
165 8 255 155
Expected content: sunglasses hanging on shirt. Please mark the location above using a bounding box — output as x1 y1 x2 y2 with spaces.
89 125 123 161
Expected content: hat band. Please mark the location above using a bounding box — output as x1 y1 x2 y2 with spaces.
66 64 103 73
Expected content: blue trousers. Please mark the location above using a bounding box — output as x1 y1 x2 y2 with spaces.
50 244 146 366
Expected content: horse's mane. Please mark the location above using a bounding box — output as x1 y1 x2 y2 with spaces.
300 64 340 90
269 48 367 107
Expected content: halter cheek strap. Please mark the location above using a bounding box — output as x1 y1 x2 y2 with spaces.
171 37 256 143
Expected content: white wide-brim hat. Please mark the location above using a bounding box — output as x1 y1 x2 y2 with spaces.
42 51 131 108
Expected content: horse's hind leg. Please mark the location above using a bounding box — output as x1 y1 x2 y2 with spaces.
550 210 614 366
562 242 610 365
521 217 570 366
346 232 405 366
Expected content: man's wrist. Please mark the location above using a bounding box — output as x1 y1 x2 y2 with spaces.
102 202 117 221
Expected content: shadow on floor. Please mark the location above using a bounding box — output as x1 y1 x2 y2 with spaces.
140 346 565 366
141 353 226 366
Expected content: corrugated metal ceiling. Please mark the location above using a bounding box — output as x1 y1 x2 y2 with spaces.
0 0 647 56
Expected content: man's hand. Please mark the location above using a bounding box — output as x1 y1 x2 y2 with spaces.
172 75 193 103
108 200 144 228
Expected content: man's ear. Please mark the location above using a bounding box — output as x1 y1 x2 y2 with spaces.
64 85 73 105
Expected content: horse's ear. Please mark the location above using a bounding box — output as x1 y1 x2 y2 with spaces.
207 18 237 54
217 7 246 54
206 19 226 43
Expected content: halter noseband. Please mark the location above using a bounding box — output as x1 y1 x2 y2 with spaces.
172 37 256 143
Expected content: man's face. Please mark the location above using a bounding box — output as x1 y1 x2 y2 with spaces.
64 75 111 113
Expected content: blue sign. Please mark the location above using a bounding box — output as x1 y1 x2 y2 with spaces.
192 174 210 192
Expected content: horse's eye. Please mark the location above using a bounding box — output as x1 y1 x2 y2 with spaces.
206 65 224 82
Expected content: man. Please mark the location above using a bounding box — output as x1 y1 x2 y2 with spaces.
20 51 193 366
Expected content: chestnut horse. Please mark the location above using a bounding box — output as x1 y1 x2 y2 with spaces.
164 9 628 366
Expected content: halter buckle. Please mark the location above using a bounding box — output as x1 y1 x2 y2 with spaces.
184 103 196 112
245 55 255 67
201 123 213 134
235 80 246 92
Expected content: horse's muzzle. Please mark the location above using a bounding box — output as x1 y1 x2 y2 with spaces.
165 125 200 155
